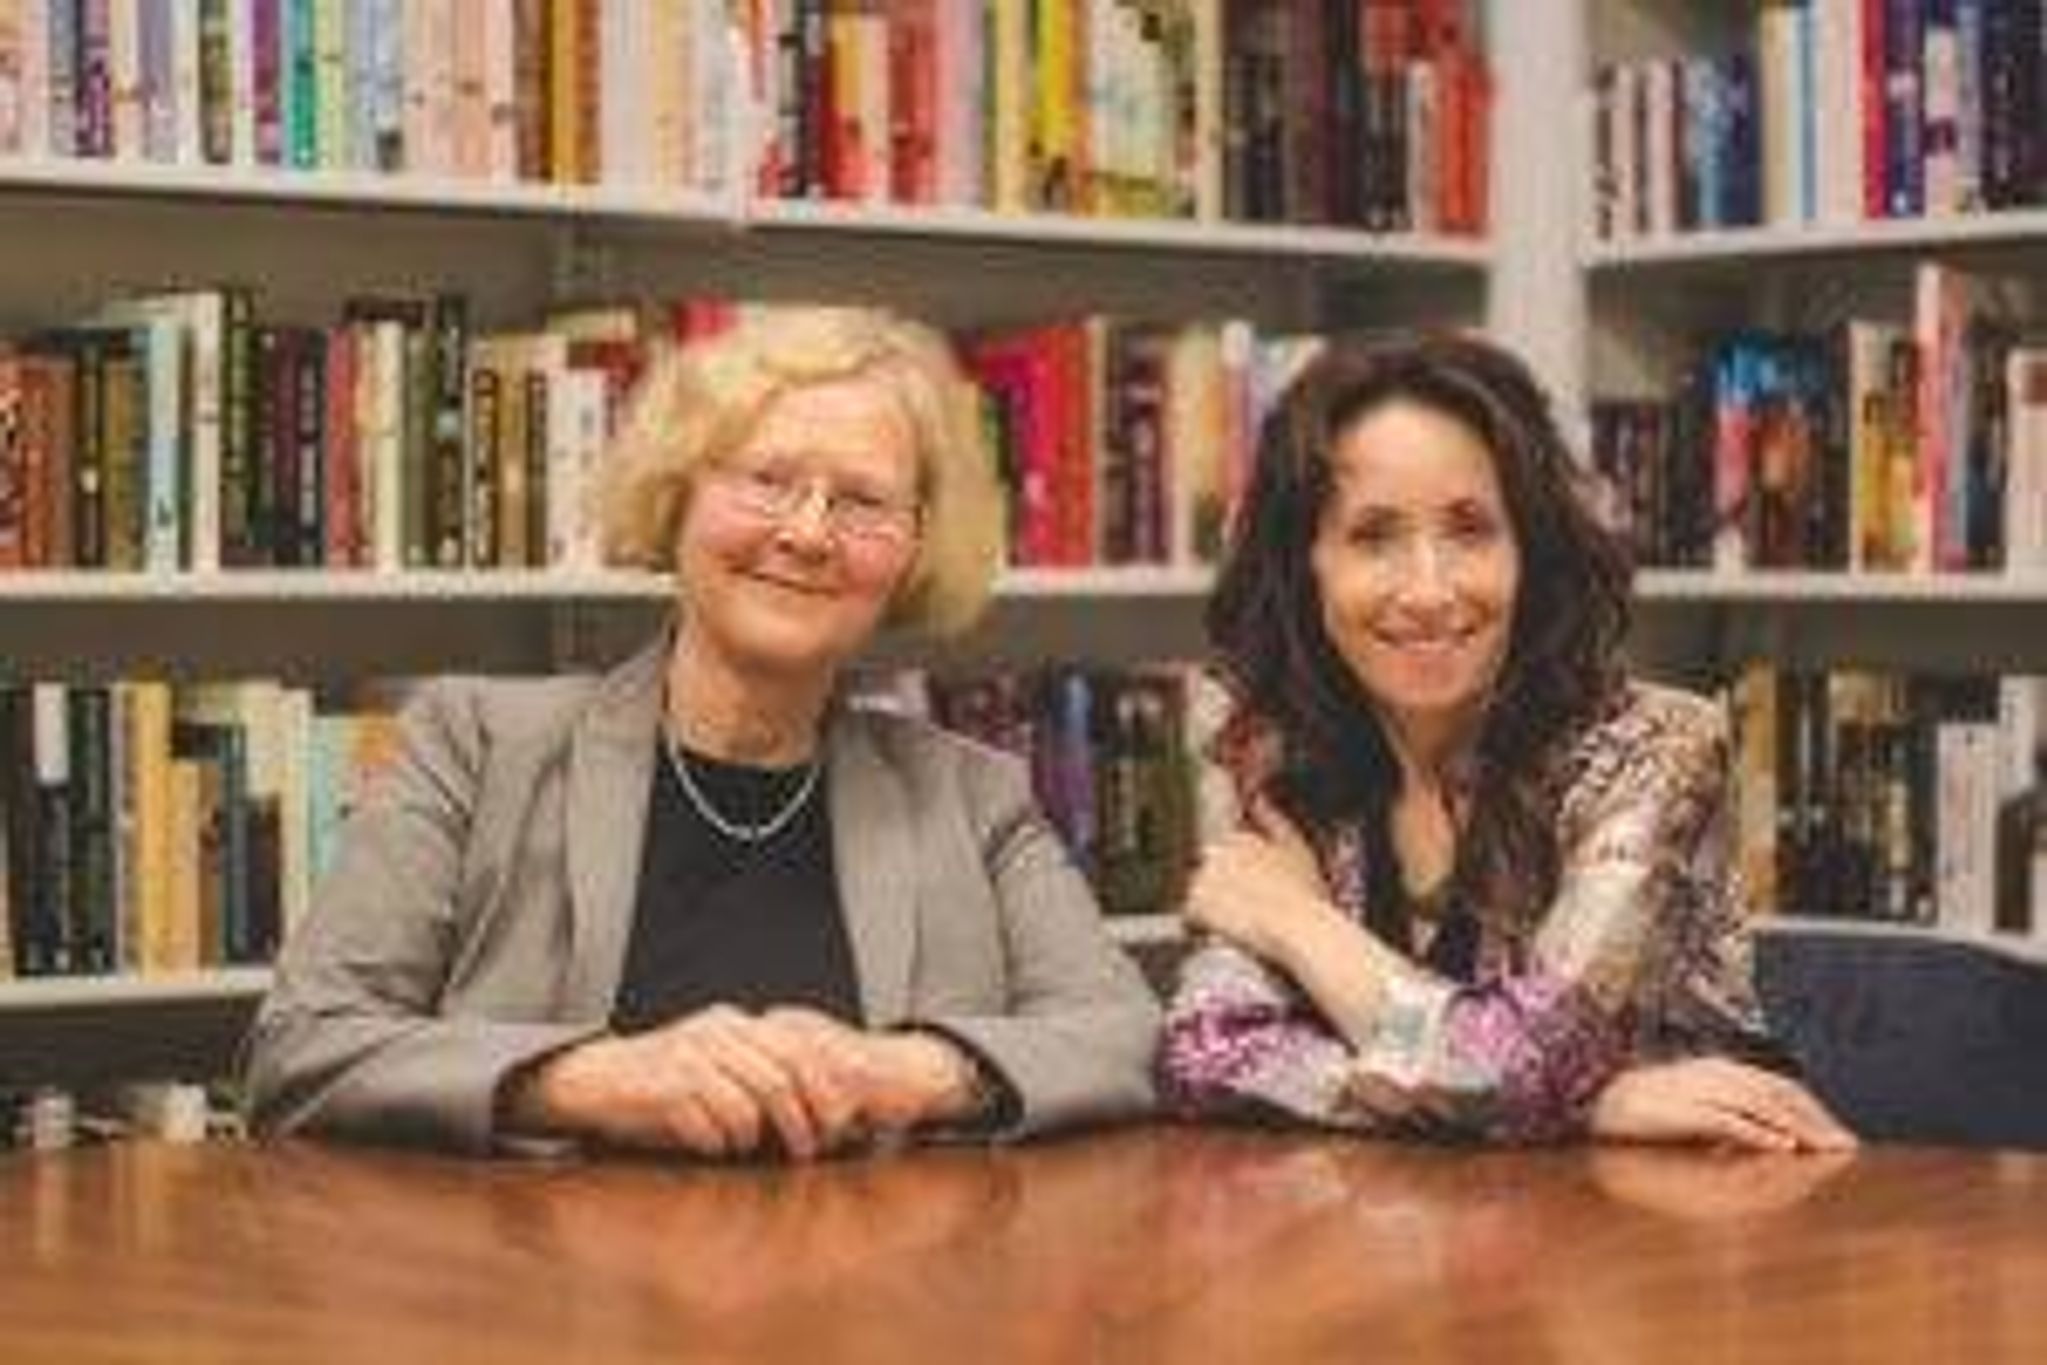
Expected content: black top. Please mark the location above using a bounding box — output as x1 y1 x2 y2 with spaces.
610 739 861 1033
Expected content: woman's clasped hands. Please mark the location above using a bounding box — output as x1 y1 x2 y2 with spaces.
509 1005 983 1160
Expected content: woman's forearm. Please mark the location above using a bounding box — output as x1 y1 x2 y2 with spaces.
1257 895 1411 1053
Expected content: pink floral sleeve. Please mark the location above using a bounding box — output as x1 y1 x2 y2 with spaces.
1161 685 1764 1143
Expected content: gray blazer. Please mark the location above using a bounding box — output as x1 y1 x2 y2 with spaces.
244 635 1160 1152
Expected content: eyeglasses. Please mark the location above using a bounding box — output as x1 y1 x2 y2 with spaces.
704 457 923 544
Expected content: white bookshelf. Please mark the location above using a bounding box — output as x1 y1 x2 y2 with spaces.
0 0 1515 1072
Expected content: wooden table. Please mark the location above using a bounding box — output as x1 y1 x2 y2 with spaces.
3 1128 2043 1364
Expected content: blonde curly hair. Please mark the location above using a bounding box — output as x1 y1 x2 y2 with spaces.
599 306 1006 636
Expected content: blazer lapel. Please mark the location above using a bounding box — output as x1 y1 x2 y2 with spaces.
561 633 667 1020
828 712 918 1026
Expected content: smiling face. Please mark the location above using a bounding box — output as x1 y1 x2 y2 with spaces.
672 375 923 682
1309 398 1522 763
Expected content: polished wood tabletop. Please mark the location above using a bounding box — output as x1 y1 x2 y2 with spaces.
2 1128 2043 1364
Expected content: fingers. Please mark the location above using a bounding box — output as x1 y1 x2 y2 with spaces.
752 1010 870 1154
656 1040 766 1157
1734 1069 1859 1153
690 1013 825 1161
1695 1100 1804 1153
1590 1058 1860 1155
1247 796 1319 873
1696 1059 1859 1154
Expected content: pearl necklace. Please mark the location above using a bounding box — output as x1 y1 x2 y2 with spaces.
662 730 821 844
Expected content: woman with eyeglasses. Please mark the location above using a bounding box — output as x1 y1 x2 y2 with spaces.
246 307 1159 1157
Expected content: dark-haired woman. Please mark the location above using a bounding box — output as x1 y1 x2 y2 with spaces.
1161 333 1853 1150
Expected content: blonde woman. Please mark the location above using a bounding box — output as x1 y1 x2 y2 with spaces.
247 308 1159 1157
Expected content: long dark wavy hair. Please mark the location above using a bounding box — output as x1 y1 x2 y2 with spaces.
1207 332 1633 949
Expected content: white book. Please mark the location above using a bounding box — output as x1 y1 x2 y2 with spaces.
313 0 348 169
368 0 404 171
1937 722 1999 937
15 0 52 159
365 319 407 571
169 1 201 165
1757 2 1806 226
598 0 635 186
1610 63 1639 238
482 0 516 181
1921 10 1960 215
934 0 984 206
547 365 608 570
32 683 70 788
277 685 313 934
1407 61 1438 237
860 7 889 203
107 0 142 160
229 0 256 166
1811 0 1863 224
2006 348 2047 572
693 0 738 193
1643 58 1676 236
0 0 25 155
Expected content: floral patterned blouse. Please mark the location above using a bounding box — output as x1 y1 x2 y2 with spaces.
1160 682 1779 1144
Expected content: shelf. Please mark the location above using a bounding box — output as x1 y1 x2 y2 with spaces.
1762 917 2047 968
1582 208 2047 270
0 159 1490 272
749 198 1490 269
0 566 1225 606
0 157 744 228
0 968 273 1011
1635 570 2047 606
11 568 2046 609
0 569 670 603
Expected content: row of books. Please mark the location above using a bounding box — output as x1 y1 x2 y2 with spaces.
0 0 741 190
5 656 2040 983
0 286 1333 573
1728 663 2045 940
856 662 1232 918
0 0 1494 234
1588 263 2045 573
0 679 400 980
0 288 632 572
1589 0 2044 240
0 659 1223 982
965 318 1321 568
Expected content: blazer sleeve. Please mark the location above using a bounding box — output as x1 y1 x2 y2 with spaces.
910 746 1162 1139
241 680 596 1152
1162 691 1744 1144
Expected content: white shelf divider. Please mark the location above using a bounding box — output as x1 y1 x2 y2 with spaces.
1583 209 2047 270
0 157 1492 268
0 968 273 1011
1635 569 2047 605
0 157 744 226
749 197 1491 266
14 567 2047 609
